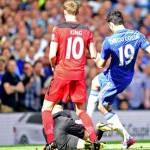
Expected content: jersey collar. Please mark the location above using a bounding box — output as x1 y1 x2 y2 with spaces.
115 28 127 33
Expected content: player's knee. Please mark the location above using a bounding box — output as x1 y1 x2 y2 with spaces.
76 108 84 116
98 103 109 114
76 109 84 116
91 77 100 90
98 103 102 111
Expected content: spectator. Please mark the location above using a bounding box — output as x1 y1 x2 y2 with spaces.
0 56 6 100
25 46 37 65
143 63 150 109
16 47 27 77
12 38 22 59
124 64 147 109
1 59 24 112
22 62 42 111
1 48 12 61
0 56 5 81
41 47 53 79
119 99 129 110
33 60 45 105
0 27 7 48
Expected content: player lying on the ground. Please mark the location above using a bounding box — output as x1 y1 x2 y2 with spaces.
87 11 150 149
42 0 98 149
43 105 107 150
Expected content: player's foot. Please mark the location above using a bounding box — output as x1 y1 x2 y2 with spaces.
122 137 136 149
96 122 114 132
43 142 57 150
93 141 100 150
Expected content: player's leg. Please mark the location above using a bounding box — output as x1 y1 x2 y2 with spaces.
87 75 100 117
97 83 135 148
75 103 97 143
42 100 55 145
70 80 97 143
98 103 130 138
99 103 135 148
42 78 66 147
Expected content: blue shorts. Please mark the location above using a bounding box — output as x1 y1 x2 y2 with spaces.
98 73 130 106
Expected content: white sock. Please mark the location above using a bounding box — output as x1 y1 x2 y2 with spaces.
104 112 130 142
87 90 99 117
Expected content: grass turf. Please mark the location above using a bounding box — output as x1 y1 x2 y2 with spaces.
0 141 150 150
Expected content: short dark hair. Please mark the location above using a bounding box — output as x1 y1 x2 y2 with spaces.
106 11 124 25
33 60 42 67
24 61 32 67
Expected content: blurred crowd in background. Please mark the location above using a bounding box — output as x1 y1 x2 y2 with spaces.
0 0 150 112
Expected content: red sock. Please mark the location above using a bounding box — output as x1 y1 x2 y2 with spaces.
42 111 54 144
78 111 97 143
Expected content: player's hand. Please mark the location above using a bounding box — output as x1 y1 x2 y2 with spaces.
94 53 100 63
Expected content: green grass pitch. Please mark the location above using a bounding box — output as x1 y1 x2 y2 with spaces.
0 141 150 150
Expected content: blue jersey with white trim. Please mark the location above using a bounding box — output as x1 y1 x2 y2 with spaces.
101 28 150 83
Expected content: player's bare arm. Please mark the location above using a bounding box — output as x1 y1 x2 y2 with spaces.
49 41 58 69
88 42 97 59
86 43 97 59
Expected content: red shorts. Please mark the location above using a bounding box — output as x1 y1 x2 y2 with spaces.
45 76 86 104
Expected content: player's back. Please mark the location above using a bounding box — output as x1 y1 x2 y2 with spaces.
53 22 93 80
105 28 147 83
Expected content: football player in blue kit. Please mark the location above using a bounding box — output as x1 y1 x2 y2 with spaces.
87 11 150 149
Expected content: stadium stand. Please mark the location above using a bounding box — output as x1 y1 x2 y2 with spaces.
0 0 150 112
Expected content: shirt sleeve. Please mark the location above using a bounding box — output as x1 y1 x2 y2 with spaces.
51 26 59 43
100 38 111 60
140 33 150 50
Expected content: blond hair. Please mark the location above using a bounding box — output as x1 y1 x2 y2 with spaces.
64 0 79 15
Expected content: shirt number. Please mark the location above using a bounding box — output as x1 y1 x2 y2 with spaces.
66 37 84 60
119 44 135 66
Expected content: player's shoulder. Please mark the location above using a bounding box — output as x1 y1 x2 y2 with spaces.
57 22 89 30
103 36 111 45
127 29 145 40
126 29 140 35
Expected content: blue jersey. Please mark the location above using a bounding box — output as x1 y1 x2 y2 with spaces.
101 28 150 83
